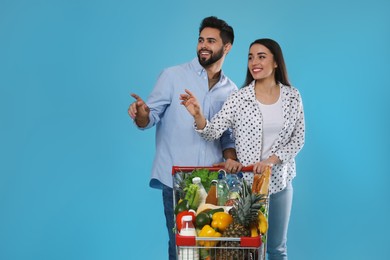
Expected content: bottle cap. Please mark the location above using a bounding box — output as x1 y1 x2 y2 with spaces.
218 173 224 179
188 209 196 214
192 177 201 184
237 172 243 178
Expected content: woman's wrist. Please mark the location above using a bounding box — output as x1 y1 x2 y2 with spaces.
194 114 206 130
268 155 280 165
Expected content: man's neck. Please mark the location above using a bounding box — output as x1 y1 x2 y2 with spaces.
204 60 223 89
207 69 221 79
207 74 220 89
206 66 222 89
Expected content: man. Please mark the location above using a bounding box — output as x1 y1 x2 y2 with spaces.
128 16 241 260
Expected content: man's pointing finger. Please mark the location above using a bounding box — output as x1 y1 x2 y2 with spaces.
130 93 141 100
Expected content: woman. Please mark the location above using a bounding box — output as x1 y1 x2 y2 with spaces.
180 38 305 259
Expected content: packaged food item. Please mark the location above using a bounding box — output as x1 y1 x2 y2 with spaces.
178 215 199 260
205 180 218 205
192 177 207 205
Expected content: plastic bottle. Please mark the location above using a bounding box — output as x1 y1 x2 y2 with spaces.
227 174 240 200
179 215 199 260
236 172 244 188
192 177 207 205
226 173 239 191
205 180 218 205
216 172 229 206
228 172 244 199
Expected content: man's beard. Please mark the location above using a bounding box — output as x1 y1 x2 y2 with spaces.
197 46 224 67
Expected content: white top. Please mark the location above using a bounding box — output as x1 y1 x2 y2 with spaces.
256 93 284 160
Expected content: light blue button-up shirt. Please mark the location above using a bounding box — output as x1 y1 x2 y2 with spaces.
138 58 237 189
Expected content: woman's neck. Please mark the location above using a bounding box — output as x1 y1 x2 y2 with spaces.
254 79 279 104
255 79 277 93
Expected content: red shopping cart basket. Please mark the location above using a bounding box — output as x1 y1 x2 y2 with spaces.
172 166 270 260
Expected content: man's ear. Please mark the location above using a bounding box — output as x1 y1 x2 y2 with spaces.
224 43 232 54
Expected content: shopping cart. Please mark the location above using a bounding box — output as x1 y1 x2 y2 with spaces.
172 166 270 260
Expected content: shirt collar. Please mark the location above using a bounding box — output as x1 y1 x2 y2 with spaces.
190 58 226 83
243 81 291 101
242 80 256 101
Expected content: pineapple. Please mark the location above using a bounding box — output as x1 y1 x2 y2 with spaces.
219 179 267 259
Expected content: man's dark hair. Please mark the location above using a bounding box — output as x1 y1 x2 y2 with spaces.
199 16 234 45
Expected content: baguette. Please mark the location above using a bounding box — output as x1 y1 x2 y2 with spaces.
259 167 271 195
251 166 271 194
252 173 264 194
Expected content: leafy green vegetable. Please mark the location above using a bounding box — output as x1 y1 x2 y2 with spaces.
184 169 220 192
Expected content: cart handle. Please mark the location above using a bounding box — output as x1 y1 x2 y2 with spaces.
172 165 254 174
175 233 261 247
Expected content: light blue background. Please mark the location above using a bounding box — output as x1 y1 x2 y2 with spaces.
1 0 389 259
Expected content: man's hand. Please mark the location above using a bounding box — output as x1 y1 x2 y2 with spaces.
213 158 243 174
128 93 150 127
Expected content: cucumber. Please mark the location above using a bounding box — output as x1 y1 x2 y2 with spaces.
207 208 224 219
184 184 200 210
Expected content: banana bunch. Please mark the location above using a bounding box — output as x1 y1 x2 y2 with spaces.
250 210 269 237
258 210 268 234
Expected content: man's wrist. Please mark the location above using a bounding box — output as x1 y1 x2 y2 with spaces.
134 116 149 127
223 148 238 161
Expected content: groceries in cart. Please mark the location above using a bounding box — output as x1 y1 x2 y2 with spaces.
173 167 271 260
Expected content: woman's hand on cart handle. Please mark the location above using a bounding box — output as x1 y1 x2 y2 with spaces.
251 162 270 175
251 155 279 174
